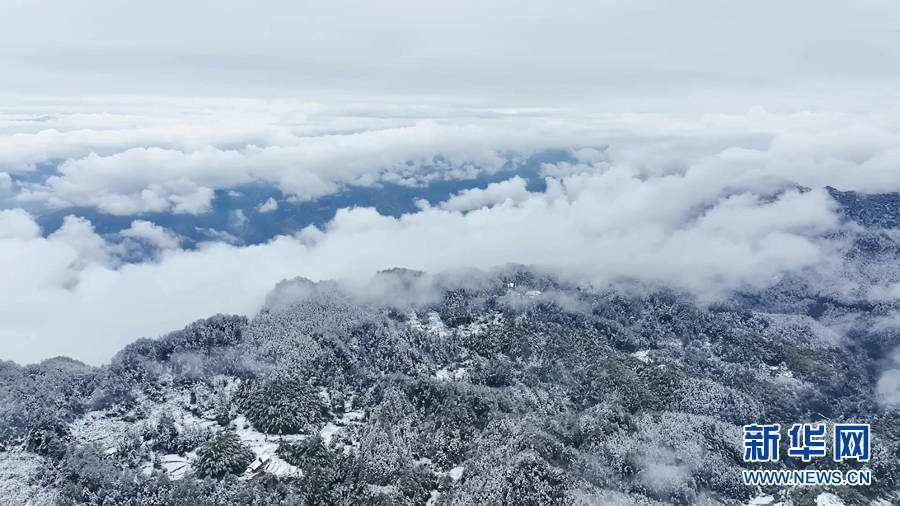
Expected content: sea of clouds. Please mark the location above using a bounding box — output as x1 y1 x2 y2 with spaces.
1 97 899 365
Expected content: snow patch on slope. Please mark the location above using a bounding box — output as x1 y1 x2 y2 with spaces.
0 448 57 505
231 415 305 479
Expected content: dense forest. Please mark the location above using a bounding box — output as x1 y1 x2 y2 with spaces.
1 188 898 505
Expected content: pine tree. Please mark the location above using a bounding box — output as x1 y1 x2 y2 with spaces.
237 375 325 434
194 430 255 479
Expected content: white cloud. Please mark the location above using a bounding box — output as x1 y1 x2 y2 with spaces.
877 347 900 410
440 177 531 212
0 208 40 239
1 100 899 366
258 197 278 213
573 147 605 164
0 172 11 191
228 209 248 232
14 119 529 215
877 369 900 409
5 101 900 219
120 220 181 250
47 215 118 272
0 162 856 365
0 109 303 173
195 227 241 245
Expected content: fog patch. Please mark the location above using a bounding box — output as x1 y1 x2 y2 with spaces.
877 347 900 410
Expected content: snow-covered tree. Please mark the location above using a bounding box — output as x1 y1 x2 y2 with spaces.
237 375 326 434
194 430 255 479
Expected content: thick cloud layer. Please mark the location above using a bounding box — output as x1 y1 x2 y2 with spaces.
1 99 899 365
5 100 900 217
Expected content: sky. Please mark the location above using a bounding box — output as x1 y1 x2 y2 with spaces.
1 1 899 102
1 1 900 365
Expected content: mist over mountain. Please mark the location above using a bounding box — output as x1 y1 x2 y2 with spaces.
0 182 898 504
4 100 900 367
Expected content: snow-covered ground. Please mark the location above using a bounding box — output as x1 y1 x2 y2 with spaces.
69 411 136 452
408 311 451 338
71 385 219 479
435 367 468 382
66 378 372 482
238 406 367 478
156 453 193 480
630 349 651 364
232 414 304 479
0 448 57 505
815 492 846 506
409 310 503 341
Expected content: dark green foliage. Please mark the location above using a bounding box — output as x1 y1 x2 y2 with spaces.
395 465 439 505
237 375 327 434
24 418 70 460
277 437 350 504
471 357 515 387
438 289 476 327
151 413 180 452
194 430 255 479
